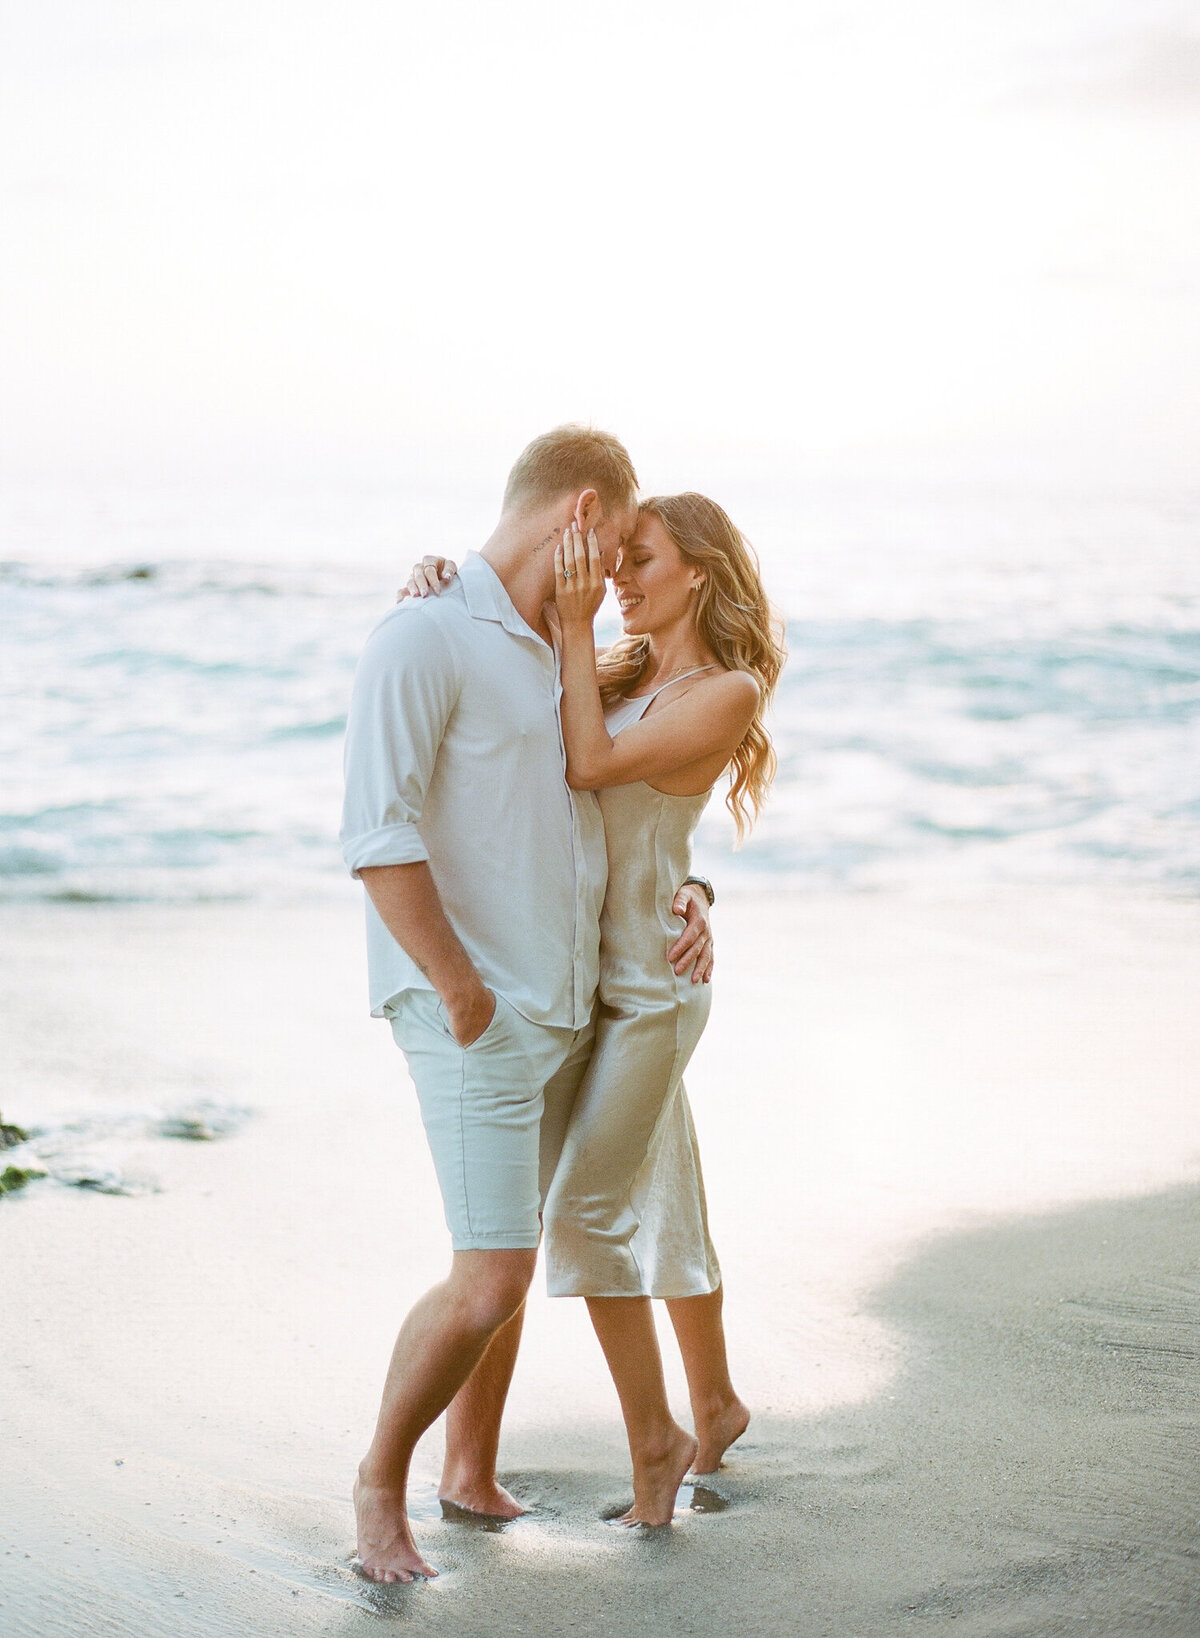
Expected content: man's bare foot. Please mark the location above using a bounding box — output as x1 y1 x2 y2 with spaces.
353 1468 438 1583
691 1397 751 1476
438 1473 525 1521
616 1425 698 1527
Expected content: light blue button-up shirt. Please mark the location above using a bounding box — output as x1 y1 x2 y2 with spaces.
340 552 607 1028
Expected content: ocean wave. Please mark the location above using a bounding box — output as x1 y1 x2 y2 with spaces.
0 557 371 599
267 716 347 740
4 543 1200 899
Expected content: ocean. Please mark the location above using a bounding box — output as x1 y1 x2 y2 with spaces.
3 482 1198 903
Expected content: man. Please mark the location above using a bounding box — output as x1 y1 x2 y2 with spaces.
340 426 713 1583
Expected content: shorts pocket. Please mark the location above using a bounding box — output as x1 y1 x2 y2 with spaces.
436 991 508 1051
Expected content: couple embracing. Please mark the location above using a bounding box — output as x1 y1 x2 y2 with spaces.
340 426 785 1582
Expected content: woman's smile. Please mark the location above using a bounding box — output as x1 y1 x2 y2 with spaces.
612 514 700 633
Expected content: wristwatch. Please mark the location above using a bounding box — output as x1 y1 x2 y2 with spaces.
682 874 715 907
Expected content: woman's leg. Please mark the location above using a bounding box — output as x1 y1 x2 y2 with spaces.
585 1296 698 1525
664 1284 750 1474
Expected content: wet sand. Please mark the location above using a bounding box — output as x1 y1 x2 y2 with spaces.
2 892 1199 1636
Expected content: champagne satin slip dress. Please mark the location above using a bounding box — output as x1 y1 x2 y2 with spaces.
544 671 722 1299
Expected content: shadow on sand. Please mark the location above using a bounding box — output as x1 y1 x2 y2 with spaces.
377 1183 1200 1638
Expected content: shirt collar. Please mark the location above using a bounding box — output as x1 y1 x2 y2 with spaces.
459 552 549 649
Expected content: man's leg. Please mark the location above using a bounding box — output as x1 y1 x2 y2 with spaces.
360 993 578 1575
436 1017 595 1517
439 1304 527 1517
354 1247 536 1582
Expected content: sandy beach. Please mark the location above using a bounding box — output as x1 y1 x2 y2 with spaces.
5 0 1199 1628
3 890 1199 1637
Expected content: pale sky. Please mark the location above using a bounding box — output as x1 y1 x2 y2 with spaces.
1 0 1197 497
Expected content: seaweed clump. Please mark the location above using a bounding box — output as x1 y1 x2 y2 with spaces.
0 1165 45 1196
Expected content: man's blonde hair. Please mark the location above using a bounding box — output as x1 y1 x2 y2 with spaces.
503 425 639 516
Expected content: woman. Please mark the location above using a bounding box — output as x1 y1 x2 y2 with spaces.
403 494 784 1525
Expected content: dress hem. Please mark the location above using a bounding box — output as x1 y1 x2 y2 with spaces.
545 1276 722 1300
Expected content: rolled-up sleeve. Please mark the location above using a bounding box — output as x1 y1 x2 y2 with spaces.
340 607 461 877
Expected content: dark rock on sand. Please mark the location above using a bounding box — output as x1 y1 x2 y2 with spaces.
158 1101 252 1141
50 1161 160 1196
0 1115 29 1150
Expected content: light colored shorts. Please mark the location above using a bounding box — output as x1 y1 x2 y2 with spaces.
388 988 593 1251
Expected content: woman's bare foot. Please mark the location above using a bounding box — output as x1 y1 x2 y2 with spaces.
353 1467 438 1583
616 1425 698 1527
691 1397 750 1476
438 1472 525 1520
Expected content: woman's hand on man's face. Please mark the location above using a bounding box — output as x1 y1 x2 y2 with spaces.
554 526 607 625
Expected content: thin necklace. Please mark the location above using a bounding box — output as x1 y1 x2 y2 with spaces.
637 660 715 693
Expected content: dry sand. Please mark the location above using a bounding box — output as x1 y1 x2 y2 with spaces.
1 891 1198 1636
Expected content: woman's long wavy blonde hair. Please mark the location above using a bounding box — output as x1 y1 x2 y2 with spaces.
596 492 787 841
